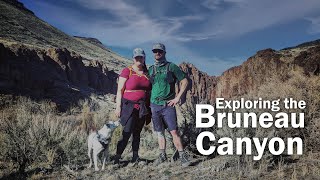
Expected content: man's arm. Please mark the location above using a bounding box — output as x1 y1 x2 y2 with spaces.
167 78 188 106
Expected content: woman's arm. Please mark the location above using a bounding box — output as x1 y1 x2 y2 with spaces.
115 77 127 118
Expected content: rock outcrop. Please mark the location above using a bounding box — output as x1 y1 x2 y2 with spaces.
0 43 118 110
293 45 320 75
215 48 286 98
214 45 320 99
182 43 320 102
179 63 217 104
177 42 320 123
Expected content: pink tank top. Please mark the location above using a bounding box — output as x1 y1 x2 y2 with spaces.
120 67 151 104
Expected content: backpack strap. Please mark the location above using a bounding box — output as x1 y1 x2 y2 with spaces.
150 62 172 84
151 62 171 75
165 62 171 73
152 65 156 76
128 66 133 78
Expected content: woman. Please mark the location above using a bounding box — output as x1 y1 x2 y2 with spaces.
114 48 151 164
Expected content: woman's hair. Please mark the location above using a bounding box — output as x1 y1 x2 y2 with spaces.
133 57 148 73
142 60 148 73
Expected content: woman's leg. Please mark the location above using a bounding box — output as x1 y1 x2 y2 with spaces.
115 111 134 163
131 110 146 160
116 131 131 155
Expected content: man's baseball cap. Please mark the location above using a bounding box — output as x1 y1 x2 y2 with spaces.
152 43 166 52
133 48 145 58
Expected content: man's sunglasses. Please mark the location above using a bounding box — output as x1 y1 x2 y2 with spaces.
152 49 164 54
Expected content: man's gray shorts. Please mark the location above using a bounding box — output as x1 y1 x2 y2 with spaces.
150 103 178 132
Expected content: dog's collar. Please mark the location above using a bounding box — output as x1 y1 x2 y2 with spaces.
96 132 110 148
106 123 117 129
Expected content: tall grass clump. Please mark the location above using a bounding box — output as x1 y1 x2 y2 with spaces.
0 97 87 174
173 69 320 179
257 70 320 152
210 69 320 177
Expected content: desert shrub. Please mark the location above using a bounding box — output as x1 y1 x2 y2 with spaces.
108 125 122 153
139 128 160 151
258 70 320 152
0 97 87 173
210 70 320 167
59 129 87 167
107 125 159 156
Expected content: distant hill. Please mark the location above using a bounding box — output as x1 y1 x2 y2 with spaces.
73 36 110 51
0 0 130 71
282 39 320 50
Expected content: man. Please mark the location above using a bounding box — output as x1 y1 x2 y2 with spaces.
149 43 190 167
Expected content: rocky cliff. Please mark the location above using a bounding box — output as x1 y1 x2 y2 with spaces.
214 44 320 99
0 0 131 110
179 63 217 104
176 42 320 124
0 43 118 110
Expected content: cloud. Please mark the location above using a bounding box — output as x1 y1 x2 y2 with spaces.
306 16 320 34
34 0 320 44
167 0 320 42
69 0 165 45
40 0 203 47
200 0 247 10
26 0 320 75
201 0 222 10
31 0 238 75
155 41 244 75
187 0 320 40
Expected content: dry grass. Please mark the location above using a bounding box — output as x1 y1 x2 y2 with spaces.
0 95 159 178
0 70 319 179
170 69 320 179
0 97 87 176
204 69 320 179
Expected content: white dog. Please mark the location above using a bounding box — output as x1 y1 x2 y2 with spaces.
87 120 120 171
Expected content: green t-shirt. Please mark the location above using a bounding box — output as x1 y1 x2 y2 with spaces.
148 62 185 105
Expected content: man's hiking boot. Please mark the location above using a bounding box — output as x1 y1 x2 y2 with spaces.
171 149 180 162
180 152 191 167
154 153 167 166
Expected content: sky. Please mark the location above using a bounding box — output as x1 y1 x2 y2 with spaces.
20 0 320 76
